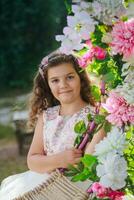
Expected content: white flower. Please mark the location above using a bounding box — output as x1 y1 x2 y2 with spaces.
56 34 83 54
101 32 112 44
123 194 134 200
96 154 127 190
92 1 102 18
72 1 92 15
114 65 134 104
94 0 126 25
126 2 134 19
94 126 127 162
115 83 134 105
67 11 97 40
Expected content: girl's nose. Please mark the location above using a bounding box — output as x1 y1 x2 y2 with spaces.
60 79 68 88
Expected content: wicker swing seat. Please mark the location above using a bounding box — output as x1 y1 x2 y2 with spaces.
14 170 90 200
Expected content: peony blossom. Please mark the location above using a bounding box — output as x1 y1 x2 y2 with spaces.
94 126 127 162
96 154 127 190
111 19 134 62
102 92 134 127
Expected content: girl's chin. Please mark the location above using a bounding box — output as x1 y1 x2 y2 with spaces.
59 97 74 104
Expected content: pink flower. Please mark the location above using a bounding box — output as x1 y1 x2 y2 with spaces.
102 92 134 127
78 50 94 68
93 46 106 60
78 43 106 68
128 105 134 124
88 182 125 200
90 182 108 198
111 19 134 61
108 190 125 200
78 58 87 68
85 40 92 48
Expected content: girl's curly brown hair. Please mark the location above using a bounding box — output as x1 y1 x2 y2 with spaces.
28 53 95 130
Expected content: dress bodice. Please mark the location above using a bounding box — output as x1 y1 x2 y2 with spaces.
43 105 95 155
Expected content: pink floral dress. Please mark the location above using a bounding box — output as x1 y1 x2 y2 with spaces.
0 105 94 200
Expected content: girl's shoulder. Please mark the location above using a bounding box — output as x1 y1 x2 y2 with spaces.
81 104 95 115
43 105 60 121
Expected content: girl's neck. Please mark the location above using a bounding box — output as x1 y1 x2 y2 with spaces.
59 100 88 116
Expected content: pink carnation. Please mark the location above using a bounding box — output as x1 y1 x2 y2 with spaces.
111 19 134 61
102 92 134 127
93 46 106 60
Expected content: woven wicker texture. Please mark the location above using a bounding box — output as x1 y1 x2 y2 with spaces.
13 171 90 200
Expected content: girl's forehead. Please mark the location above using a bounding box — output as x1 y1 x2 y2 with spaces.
47 63 77 78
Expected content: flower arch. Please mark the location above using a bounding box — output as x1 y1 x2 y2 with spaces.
55 1 134 199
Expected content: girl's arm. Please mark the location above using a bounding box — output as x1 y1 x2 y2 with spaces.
27 113 82 173
84 128 105 155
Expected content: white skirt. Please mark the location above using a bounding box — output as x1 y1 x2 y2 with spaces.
0 170 91 200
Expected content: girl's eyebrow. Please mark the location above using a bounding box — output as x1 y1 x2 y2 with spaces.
49 72 75 80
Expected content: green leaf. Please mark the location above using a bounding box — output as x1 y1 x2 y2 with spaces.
71 171 90 182
64 171 78 177
104 120 112 133
94 114 105 124
67 164 79 173
64 0 72 14
81 154 97 168
87 113 92 121
77 162 84 172
91 85 101 102
74 120 87 134
74 135 82 146
103 71 116 82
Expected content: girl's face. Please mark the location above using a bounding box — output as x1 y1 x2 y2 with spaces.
47 63 82 105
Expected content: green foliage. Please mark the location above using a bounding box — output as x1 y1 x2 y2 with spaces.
0 0 67 91
87 113 92 121
64 0 72 14
0 124 15 140
64 154 99 182
90 25 109 48
74 120 87 134
91 85 101 102
94 114 105 124
74 120 87 146
124 126 134 194
88 56 122 89
103 120 112 133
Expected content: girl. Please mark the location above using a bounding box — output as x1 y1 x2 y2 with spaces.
0 53 105 199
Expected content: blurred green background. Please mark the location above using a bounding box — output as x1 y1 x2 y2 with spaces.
0 0 70 182
0 0 70 94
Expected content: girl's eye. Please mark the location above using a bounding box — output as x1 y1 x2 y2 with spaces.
67 75 74 80
51 79 59 83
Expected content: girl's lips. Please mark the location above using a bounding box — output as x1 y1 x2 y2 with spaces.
59 90 72 94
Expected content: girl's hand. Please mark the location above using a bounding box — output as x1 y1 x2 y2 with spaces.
58 148 82 168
